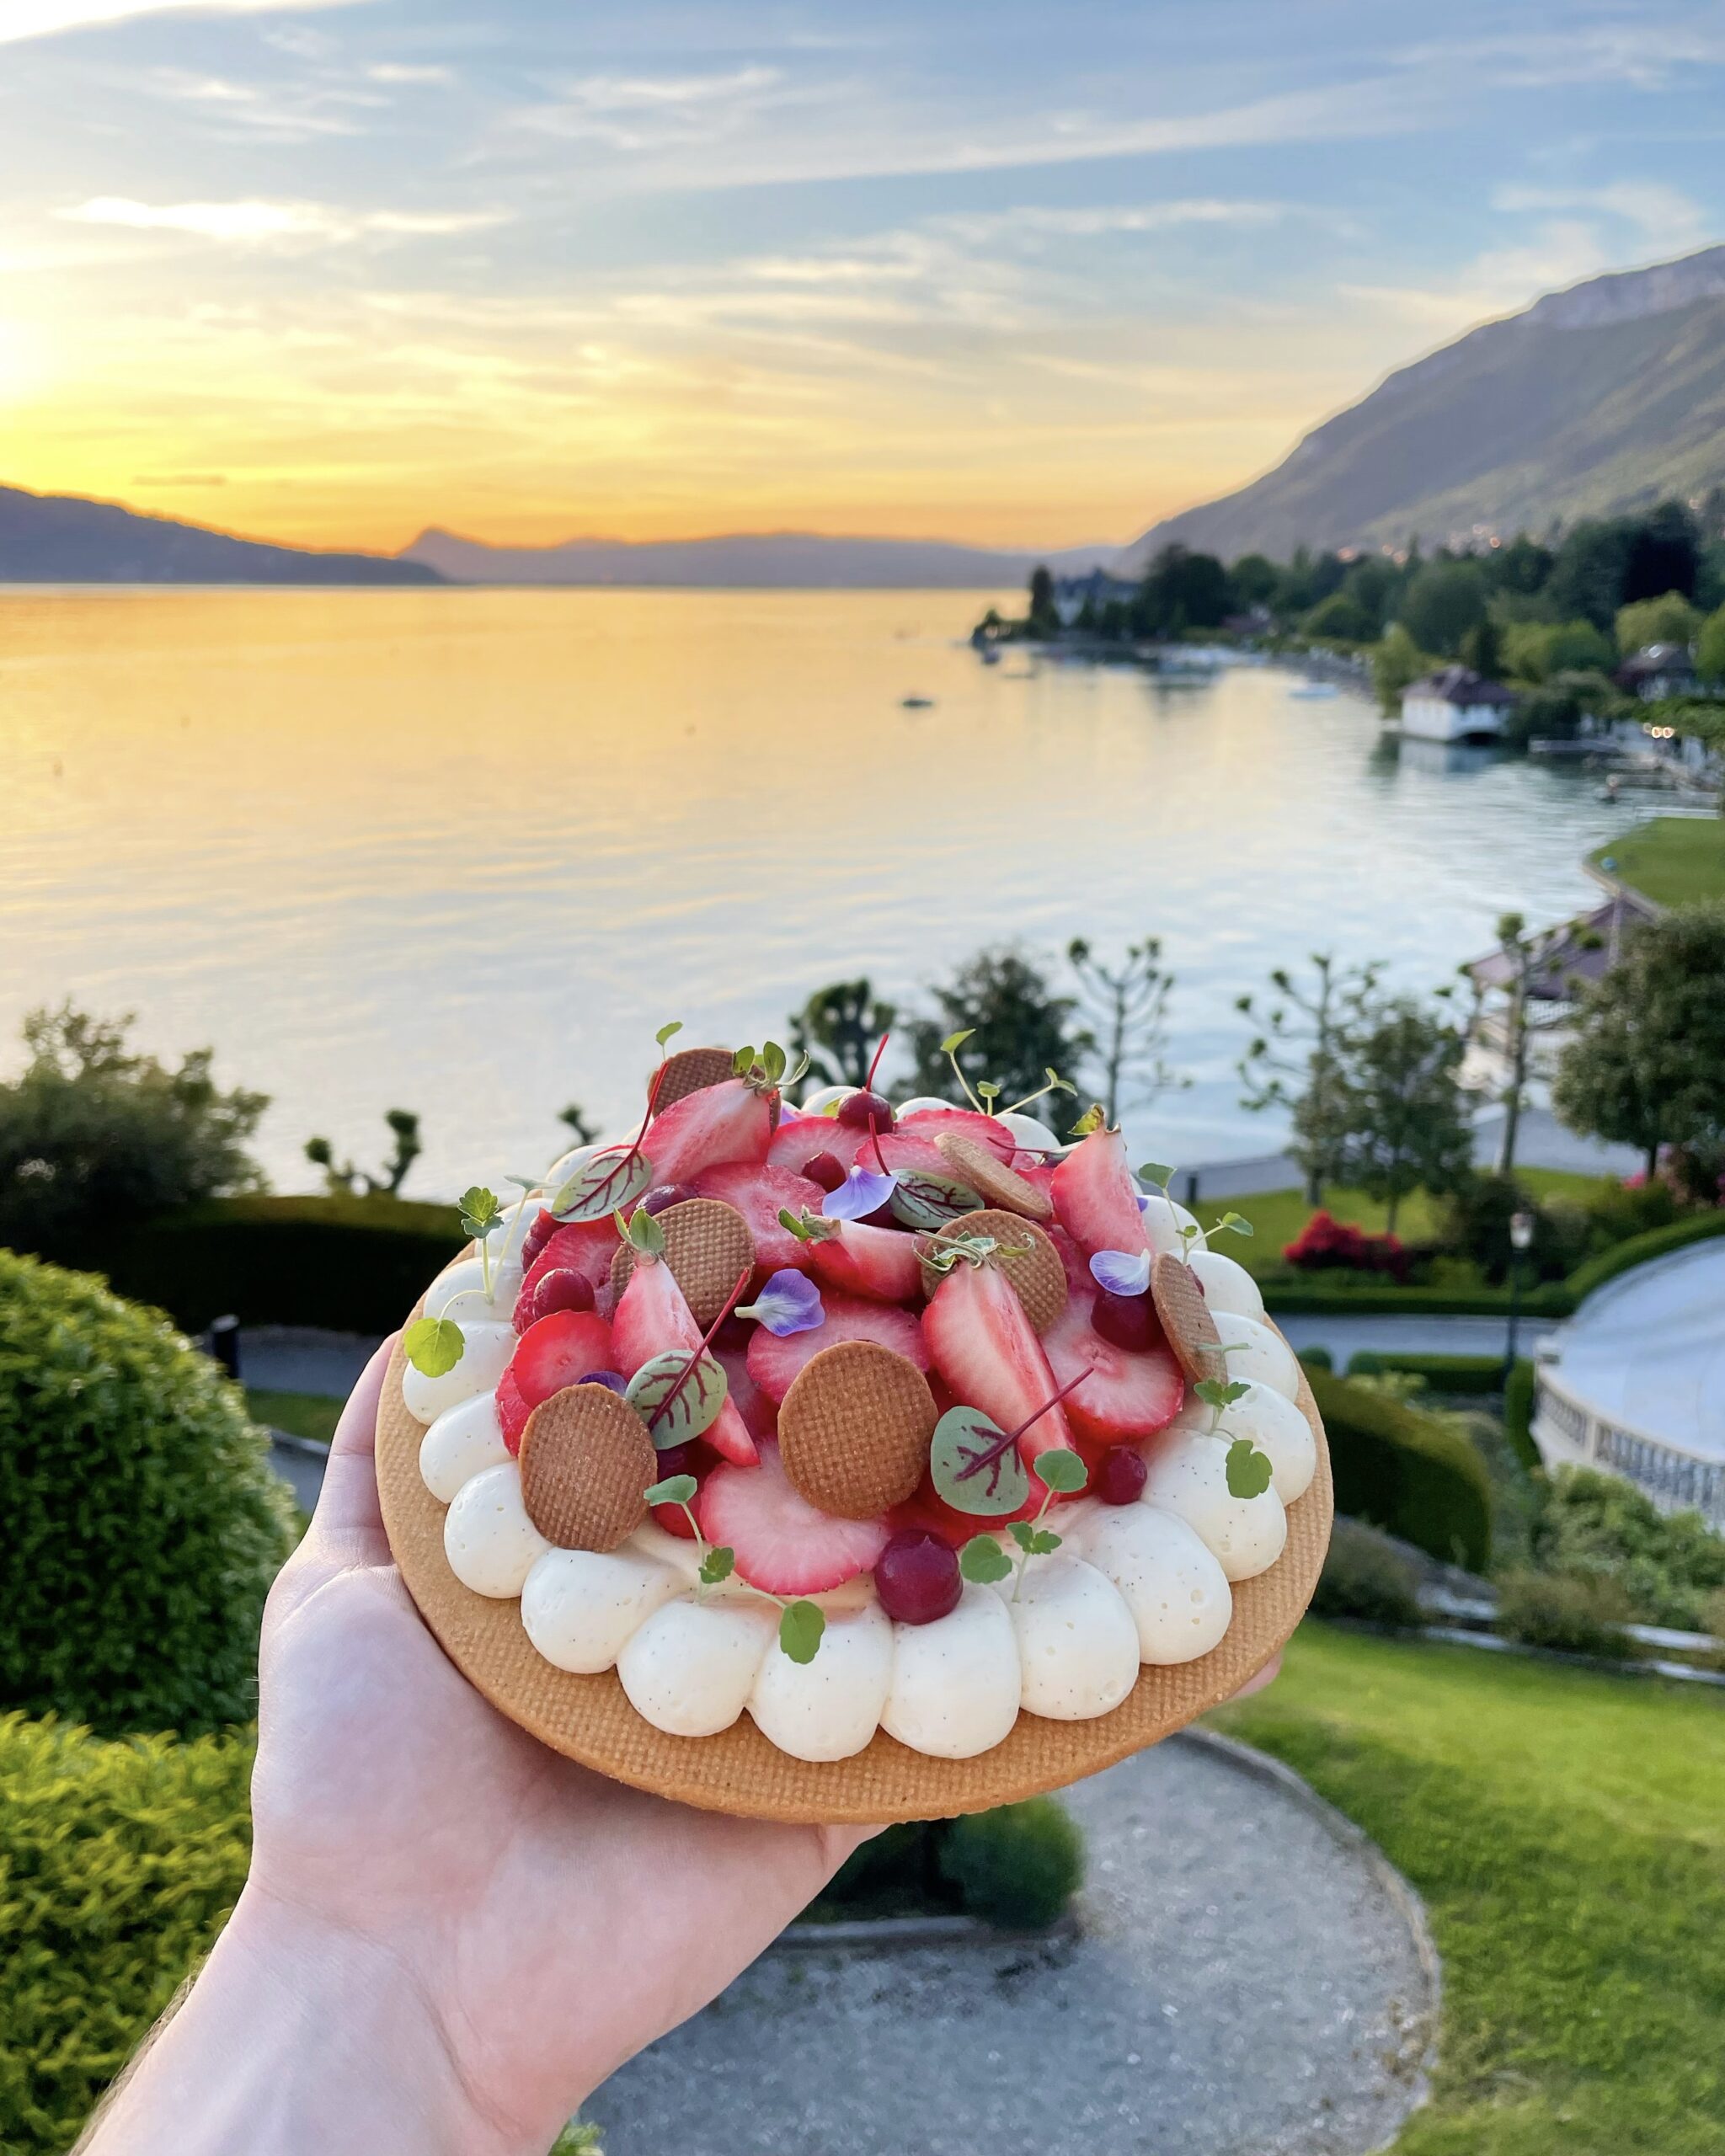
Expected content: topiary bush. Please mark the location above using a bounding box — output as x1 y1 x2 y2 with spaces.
938 1797 1083 1929
0 1251 296 1736
0 1711 253 2155
1307 1366 1493 1572
1497 1570 1637 1659
1530 1465 1725 1630
1310 1518 1422 1628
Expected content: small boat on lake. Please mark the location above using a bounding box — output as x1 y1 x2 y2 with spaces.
1288 680 1339 700
900 694 935 709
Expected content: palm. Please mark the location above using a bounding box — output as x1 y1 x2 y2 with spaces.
251 1350 859 2144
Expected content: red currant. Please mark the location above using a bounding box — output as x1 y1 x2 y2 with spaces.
873 1529 962 1624
1095 1444 1148 1506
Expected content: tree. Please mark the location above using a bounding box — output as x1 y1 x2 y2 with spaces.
306 1108 422 1198
1137 545 1232 636
1397 558 1489 657
1553 906 1725 1177
1501 618 1615 683
1698 604 1725 690
558 1102 598 1146
1372 623 1434 715
1305 590 1374 643
1496 533 1554 595
1237 954 1383 1206
788 977 897 1091
903 947 1089 1107
0 1002 267 1258
1615 590 1702 654
1332 996 1473 1231
1229 553 1279 608
1459 615 1504 680
1483 913 1537 1175
1028 565 1057 632
1547 518 1635 628
1066 937 1186 1125
1621 501 1701 605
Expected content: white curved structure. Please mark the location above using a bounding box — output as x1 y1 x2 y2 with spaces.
1532 1240 1725 1528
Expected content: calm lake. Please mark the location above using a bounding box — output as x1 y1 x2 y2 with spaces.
2 586 1635 1191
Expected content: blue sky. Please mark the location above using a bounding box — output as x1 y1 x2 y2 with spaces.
3 0 1723 547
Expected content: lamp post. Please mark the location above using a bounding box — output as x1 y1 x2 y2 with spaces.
1503 1208 1535 1383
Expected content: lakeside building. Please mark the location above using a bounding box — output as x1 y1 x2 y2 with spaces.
1618 643 1700 702
1460 889 1655 1097
1051 568 1140 627
1399 665 1519 743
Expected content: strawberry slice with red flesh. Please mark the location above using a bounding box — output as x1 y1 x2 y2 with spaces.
697 1440 889 1595
806 1215 924 1304
1040 1297 1184 1449
766 1120 954 1185
768 1114 863 1176
643 1076 775 1187
689 1161 823 1276
1049 1124 1151 1261
522 1219 617 1301
921 1260 1076 1472
714 1346 778 1442
897 1108 1016 1160
746 1290 929 1404
612 1254 758 1465
499 1310 617 1453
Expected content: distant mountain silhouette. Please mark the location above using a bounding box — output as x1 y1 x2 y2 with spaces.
0 483 440 585
1119 242 1725 568
403 527 1117 588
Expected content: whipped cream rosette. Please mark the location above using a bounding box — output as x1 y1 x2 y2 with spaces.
377 1031 1331 1823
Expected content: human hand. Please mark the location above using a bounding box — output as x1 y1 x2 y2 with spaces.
242 1341 868 2154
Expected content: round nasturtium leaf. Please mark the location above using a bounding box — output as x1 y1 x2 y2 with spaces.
959 1534 1013 1584
1033 1448 1088 1496
644 1472 697 1508
930 1404 1030 1517
777 1598 826 1663
403 1315 464 1378
552 1146 654 1223
626 1348 729 1447
889 1171 983 1232
1225 1438 1274 1499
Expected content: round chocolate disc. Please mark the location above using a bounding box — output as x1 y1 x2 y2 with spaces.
1151 1251 1226 1385
518 1382 656 1552
778 1339 938 1519
610 1198 756 1325
652 1045 737 1109
917 1209 1068 1332
932 1131 1054 1220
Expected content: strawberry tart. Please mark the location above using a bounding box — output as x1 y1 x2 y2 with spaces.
378 1030 1331 1819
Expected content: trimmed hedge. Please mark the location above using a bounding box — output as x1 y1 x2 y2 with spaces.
1264 1278 1573 1317
818 1799 1083 1929
1504 1358 1541 1474
0 1712 252 2155
1346 1351 1506 1396
99 1193 463 1333
1562 1209 1725 1306
1308 1367 1493 1572
0 1251 296 1737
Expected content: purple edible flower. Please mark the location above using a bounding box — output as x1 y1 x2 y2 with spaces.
1090 1248 1151 1298
583 1369 631 1396
821 1166 896 1221
738 1269 825 1338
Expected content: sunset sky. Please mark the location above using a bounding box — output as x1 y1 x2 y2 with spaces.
4 0 1724 553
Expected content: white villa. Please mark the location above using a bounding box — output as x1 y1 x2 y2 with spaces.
1400 664 1519 743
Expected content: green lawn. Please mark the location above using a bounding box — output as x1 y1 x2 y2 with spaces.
1591 817 1725 910
1197 1171 1607 1278
1213 1626 1725 2154
243 1386 339 1446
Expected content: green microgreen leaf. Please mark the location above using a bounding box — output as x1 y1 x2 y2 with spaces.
929 1405 1030 1516
626 1348 729 1446
778 1599 825 1663
940 1029 975 1055
959 1534 1013 1585
655 1019 683 1047
1007 1518 1036 1552
700 1545 736 1586
1213 1210 1254 1238
403 1315 465 1379
620 1204 666 1256
644 1473 697 1508
918 1228 999 1275
889 1170 983 1232
782 1050 810 1089
1138 1161 1175 1190
1070 1102 1107 1138
732 1045 756 1076
1194 1378 1251 1412
777 1205 820 1242
1027 1529 1061 1556
1225 1438 1274 1499
457 1185 502 1241
1002 1067 1076 1117
1033 1448 1087 1496
976 1080 1001 1106
551 1145 654 1223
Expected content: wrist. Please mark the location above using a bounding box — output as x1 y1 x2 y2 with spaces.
84 1885 543 2156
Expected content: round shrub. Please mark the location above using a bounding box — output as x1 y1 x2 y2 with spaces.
1311 1518 1422 1628
1497 1570 1636 1659
0 1251 296 1737
939 1797 1083 1929
0 1711 253 2154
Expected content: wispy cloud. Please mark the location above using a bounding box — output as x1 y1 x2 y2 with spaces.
0 0 366 45
368 61 453 85
1491 180 1710 253
58 197 508 245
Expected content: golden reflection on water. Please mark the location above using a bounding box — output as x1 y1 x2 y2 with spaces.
0 588 1625 1188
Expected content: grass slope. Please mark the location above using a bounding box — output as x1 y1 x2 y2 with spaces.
1592 819 1725 910
1214 1626 1725 2154
243 1387 340 1445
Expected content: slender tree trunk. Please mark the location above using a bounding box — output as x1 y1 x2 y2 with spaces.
1496 982 1526 1177
1646 1140 1661 1181
1304 1166 1322 1208
1103 985 1125 1126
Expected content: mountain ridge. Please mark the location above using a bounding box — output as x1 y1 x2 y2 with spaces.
1119 242 1725 569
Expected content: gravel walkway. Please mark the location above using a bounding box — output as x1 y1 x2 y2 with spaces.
582 1731 1436 2156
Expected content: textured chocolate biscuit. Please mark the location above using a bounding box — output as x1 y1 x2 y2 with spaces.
610 1198 756 1324
917 1210 1068 1332
1151 1251 1226 1385
651 1045 738 1108
777 1339 938 1518
519 1383 655 1552
932 1131 1054 1221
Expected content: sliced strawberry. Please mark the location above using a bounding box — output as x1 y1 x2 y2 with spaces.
520 1205 558 1267
873 1129 963 1181
523 1219 618 1299
697 1440 889 1594
1049 1124 1151 1260
921 1259 1074 1469
715 1345 778 1442
898 1108 1015 1160
1040 1298 1184 1447
506 1308 617 1431
1012 1159 1058 1199
495 1369 531 1454
806 1216 924 1304
768 1113 862 1176
612 1254 758 1465
689 1161 823 1275
1049 1222 1090 1298
890 1464 1040 1539
746 1290 930 1403
644 1076 774 1186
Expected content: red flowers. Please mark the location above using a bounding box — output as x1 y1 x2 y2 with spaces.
1283 1209 1408 1282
